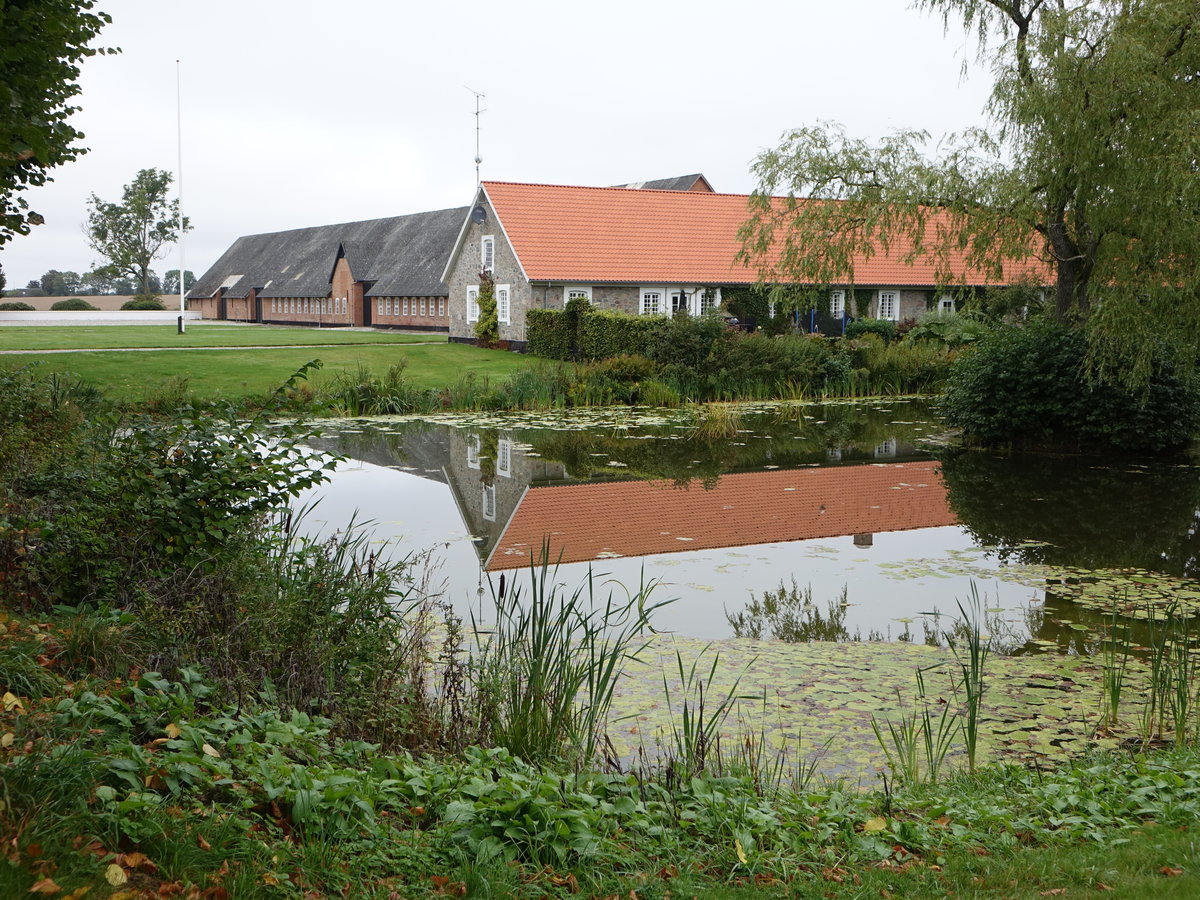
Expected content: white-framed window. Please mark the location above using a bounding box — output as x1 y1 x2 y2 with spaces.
830 289 846 318
826 447 843 462
466 433 480 469
873 438 897 459
438 298 446 316
377 298 384 316
671 289 689 316
939 294 956 314
481 235 495 273
482 484 496 521
421 298 428 316
496 284 510 325
640 288 663 316
467 286 480 322
877 290 900 321
496 438 512 478
700 288 719 314
563 286 592 306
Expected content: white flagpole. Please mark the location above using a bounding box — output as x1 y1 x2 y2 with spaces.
176 59 186 324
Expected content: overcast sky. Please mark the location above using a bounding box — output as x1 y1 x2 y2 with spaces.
3 0 996 290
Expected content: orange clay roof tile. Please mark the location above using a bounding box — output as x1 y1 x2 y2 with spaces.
482 181 1048 286
486 460 956 571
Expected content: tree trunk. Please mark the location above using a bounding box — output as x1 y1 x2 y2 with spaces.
1047 222 1092 319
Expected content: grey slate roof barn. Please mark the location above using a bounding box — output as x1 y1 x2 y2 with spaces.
188 206 466 329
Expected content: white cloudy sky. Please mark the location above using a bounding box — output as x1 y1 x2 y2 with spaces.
3 0 997 290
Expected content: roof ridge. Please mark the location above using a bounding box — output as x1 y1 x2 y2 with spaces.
234 205 468 241
482 180 755 200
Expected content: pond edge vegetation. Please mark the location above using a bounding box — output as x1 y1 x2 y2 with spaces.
4 363 1200 896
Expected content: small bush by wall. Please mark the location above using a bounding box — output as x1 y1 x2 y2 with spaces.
121 296 165 310
0 301 35 311
51 297 98 311
845 318 896 343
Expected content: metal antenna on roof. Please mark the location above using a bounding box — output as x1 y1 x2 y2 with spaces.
466 86 486 186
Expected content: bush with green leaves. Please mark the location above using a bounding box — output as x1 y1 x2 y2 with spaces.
474 271 499 345
942 321 1200 452
50 297 97 310
0 300 35 311
526 308 571 360
844 318 897 343
120 295 165 310
578 309 666 360
905 310 992 348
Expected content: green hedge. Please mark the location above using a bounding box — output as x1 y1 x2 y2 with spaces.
527 308 572 360
579 310 667 360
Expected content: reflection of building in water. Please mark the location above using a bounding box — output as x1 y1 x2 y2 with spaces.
465 459 956 571
444 431 567 562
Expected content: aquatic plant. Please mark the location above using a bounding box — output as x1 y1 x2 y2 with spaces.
470 558 669 765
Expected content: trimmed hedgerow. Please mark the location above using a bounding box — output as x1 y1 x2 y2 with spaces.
942 321 1200 452
526 308 572 360
845 318 896 343
578 310 667 360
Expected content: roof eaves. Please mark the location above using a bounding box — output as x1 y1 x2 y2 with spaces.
439 186 486 285
484 183 530 283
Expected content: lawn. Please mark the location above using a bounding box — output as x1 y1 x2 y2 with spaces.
1 342 540 403
0 324 444 350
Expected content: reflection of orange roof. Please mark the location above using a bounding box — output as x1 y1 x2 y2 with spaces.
487 461 956 571
482 181 1047 286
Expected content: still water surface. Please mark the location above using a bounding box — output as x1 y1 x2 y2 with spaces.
298 399 1200 649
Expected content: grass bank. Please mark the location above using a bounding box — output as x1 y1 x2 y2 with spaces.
2 342 537 405
0 324 445 351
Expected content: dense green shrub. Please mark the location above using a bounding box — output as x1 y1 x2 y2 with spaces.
527 308 572 360
845 318 896 343
648 315 730 369
906 311 992 348
578 309 666 359
51 297 98 311
0 301 35 311
942 321 1200 452
120 295 164 310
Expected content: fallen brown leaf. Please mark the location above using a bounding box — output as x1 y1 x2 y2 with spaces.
27 878 60 895
1160 866 1184 877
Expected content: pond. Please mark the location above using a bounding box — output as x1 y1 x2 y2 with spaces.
299 398 1200 652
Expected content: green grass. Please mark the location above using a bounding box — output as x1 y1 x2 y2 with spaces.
0 324 444 350
2 342 539 403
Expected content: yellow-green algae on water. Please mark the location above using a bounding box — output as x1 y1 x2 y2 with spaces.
607 635 1143 781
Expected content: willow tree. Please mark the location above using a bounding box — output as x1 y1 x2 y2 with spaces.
739 0 1200 385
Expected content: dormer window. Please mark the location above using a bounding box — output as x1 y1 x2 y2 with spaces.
481 236 495 273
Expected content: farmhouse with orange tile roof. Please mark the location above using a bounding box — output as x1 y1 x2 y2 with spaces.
441 180 1047 348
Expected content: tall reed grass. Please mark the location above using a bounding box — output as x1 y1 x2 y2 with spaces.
469 558 671 765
